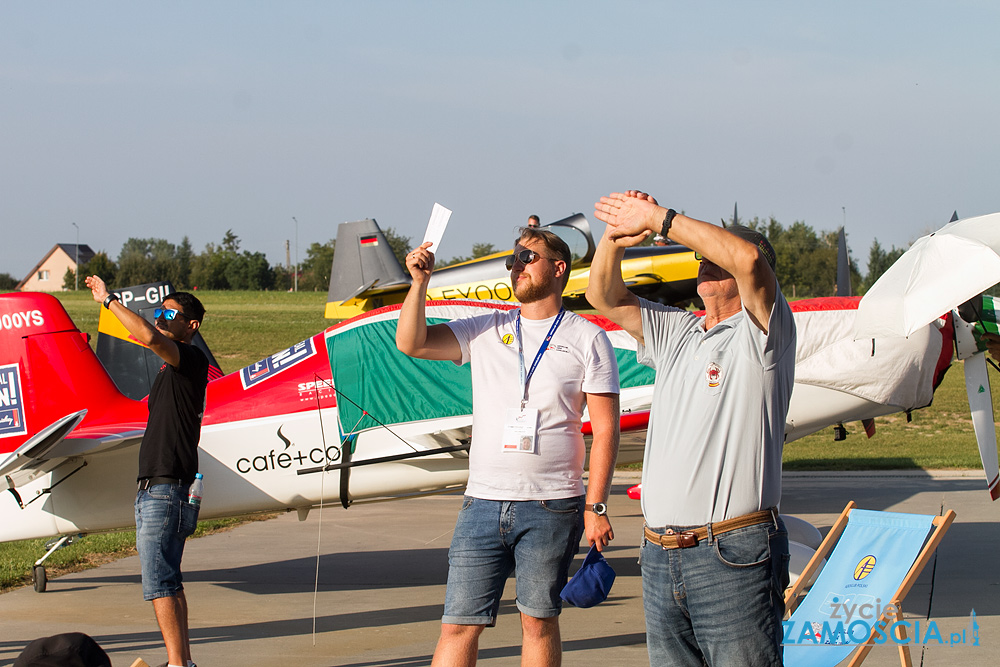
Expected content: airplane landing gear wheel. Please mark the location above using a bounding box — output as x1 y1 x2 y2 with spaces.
32 565 47 593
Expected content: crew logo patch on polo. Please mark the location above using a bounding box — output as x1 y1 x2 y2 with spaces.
706 361 723 388
502 333 515 345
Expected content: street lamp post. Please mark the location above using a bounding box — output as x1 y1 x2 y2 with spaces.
72 222 80 290
292 216 299 292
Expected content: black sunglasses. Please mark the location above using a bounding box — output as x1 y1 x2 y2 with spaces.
505 249 555 271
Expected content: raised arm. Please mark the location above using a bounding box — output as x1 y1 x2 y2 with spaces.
395 242 463 361
86 275 183 367
595 191 777 332
585 230 644 344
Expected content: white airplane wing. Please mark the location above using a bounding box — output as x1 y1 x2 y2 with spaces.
1 409 145 493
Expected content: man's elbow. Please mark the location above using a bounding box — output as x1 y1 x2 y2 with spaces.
584 287 602 310
585 285 613 313
731 242 762 276
395 337 417 357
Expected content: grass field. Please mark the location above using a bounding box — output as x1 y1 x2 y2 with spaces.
784 360 1000 470
53 289 332 374
1 290 997 591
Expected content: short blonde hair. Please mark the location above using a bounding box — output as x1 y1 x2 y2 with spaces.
516 228 573 288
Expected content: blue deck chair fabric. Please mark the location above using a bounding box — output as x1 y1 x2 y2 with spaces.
783 509 935 667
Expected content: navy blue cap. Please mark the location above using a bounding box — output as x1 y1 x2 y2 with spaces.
560 545 616 608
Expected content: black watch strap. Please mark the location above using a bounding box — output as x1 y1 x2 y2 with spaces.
103 293 119 309
661 208 677 239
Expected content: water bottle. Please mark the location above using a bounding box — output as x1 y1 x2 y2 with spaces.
188 473 204 506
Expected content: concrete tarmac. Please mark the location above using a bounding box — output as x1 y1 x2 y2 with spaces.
1 470 996 666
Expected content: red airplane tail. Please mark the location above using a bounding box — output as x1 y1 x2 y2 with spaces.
0 292 144 456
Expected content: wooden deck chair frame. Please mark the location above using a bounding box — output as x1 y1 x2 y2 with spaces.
783 501 956 667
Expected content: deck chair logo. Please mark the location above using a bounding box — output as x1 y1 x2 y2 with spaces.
854 555 877 580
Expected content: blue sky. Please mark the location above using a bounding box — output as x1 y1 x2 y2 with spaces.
2 1 998 281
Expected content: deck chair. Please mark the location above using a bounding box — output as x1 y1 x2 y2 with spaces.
783 501 956 667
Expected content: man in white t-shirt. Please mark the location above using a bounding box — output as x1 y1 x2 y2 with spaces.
397 227 621 667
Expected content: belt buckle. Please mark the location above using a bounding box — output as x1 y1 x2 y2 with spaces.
662 528 698 549
676 531 698 548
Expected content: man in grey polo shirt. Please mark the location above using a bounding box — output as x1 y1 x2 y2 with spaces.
587 190 796 666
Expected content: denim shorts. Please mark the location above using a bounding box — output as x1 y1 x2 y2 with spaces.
442 495 584 625
640 516 789 667
135 483 199 601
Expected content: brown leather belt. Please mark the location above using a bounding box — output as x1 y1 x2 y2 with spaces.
643 508 776 549
137 477 181 490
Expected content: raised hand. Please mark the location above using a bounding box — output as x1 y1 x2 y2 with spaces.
405 241 436 284
85 275 110 303
594 191 662 247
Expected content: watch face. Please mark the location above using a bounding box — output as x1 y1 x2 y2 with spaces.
593 502 607 515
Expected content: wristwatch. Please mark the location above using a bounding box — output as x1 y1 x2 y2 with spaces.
103 293 120 309
585 502 608 516
661 208 677 239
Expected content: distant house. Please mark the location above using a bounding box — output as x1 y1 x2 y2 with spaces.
17 243 96 292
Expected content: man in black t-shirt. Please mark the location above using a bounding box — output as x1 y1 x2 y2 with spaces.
86 276 208 667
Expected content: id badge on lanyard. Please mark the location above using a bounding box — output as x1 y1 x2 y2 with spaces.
501 308 564 455
502 407 539 453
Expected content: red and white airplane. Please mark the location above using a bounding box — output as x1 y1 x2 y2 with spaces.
2 241 997 592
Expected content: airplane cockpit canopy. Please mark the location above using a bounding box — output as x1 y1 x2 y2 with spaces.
544 214 596 267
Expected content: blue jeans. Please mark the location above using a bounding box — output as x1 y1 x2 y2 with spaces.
442 495 584 625
641 517 789 667
135 483 199 601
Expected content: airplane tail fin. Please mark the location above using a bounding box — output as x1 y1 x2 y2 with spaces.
952 296 1000 500
95 281 222 400
325 219 412 319
0 292 143 456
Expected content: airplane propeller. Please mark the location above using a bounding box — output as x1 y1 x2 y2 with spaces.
952 298 1000 500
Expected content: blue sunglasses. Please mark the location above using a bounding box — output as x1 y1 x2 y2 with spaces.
154 308 186 321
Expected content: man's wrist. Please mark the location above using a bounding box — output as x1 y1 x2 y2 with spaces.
103 293 119 309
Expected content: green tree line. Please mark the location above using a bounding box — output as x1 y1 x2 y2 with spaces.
58 228 415 292
744 217 904 299
1 220 903 298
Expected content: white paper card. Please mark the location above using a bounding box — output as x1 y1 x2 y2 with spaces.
502 407 539 453
422 202 452 254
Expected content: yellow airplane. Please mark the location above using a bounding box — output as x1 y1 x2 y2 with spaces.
324 213 700 319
